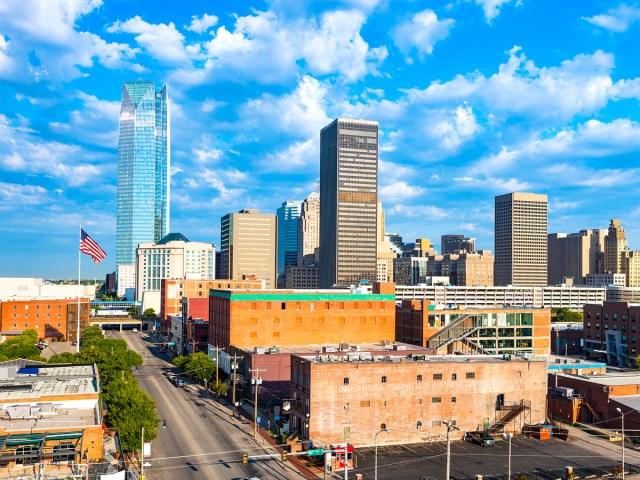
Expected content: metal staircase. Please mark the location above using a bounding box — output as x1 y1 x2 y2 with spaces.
488 400 531 433
459 337 491 355
427 314 481 351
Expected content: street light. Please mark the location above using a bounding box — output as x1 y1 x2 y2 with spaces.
502 432 513 479
374 428 390 480
616 407 626 480
442 419 460 480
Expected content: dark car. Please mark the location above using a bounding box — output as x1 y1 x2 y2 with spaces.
174 378 185 387
463 432 495 447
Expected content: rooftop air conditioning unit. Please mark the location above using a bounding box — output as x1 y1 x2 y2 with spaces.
382 340 393 346
254 347 265 354
339 342 349 351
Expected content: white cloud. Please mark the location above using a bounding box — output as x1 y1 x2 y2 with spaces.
404 47 614 124
186 13 219 34
475 0 516 23
107 16 193 65
240 75 330 138
49 91 120 148
393 10 454 58
0 182 50 206
200 99 226 113
583 4 640 32
429 105 479 150
0 0 143 81
379 181 425 202
263 139 317 172
388 204 449 219
610 78 640 99
0 114 104 186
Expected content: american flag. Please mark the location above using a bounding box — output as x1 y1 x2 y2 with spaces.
80 229 107 264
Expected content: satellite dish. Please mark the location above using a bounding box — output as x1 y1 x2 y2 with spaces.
282 401 291 412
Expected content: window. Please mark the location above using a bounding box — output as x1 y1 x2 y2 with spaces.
452 396 457 403
360 400 370 407
432 397 442 403
417 421 423 429
417 374 423 382
466 372 476 379
381 376 387 383
325 302 330 310
281 302 286 310
433 373 442 380
451 373 457 381
344 377 350 385
380 423 387 430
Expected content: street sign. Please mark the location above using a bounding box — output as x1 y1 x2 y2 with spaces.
307 449 324 456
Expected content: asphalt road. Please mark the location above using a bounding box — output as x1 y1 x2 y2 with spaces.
115 330 306 480
353 429 640 480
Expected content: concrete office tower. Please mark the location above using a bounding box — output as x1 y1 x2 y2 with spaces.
277 200 302 279
297 192 320 266
116 81 170 289
495 192 548 286
547 229 606 285
622 250 640 287
319 118 378 288
441 234 476 254
220 210 277 289
605 220 627 274
377 199 397 282
135 233 216 312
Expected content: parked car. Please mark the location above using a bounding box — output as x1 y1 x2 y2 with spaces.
174 378 185 387
463 432 495 447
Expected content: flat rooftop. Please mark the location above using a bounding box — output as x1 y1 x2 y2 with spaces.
556 371 640 386
295 352 544 365
210 289 395 300
611 394 640 412
0 407 98 432
546 355 606 370
239 342 433 356
0 364 98 401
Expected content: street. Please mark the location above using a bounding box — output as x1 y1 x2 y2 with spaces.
115 330 307 480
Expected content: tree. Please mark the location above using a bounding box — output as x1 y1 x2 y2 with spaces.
142 308 157 317
212 381 229 396
127 306 139 316
185 352 215 384
0 330 45 361
552 308 583 323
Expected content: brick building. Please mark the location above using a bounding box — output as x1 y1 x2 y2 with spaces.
548 371 640 441
396 301 551 355
160 277 265 331
290 354 547 447
583 301 640 367
208 284 397 350
0 298 90 342
0 362 103 473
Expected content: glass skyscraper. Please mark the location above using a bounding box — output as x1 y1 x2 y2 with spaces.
116 81 170 276
277 200 302 278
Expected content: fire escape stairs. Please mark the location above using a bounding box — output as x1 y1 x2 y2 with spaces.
488 403 531 433
427 314 480 351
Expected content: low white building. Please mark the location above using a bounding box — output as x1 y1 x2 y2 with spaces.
0 278 95 300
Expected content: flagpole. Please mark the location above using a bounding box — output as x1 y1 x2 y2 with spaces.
77 224 81 353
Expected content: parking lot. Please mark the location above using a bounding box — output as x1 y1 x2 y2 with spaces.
352 431 640 480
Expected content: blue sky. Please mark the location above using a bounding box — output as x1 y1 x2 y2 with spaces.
1 0 639 279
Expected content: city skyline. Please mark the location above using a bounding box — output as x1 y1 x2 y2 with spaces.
1 0 639 277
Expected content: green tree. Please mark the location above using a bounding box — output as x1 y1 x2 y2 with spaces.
552 308 584 323
81 325 105 347
142 308 157 317
212 381 228 396
172 355 190 370
0 330 44 361
127 306 139 316
185 352 215 384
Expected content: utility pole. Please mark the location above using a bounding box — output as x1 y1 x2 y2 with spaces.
231 354 240 418
250 367 266 438
442 419 460 480
140 426 145 480
210 345 223 396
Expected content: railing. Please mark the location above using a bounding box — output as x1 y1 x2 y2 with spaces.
427 314 482 351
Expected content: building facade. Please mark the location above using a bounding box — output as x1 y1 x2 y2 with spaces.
220 210 277 289
160 277 265 321
548 229 606 286
605 219 627 274
441 234 476 255
396 301 551 355
393 257 429 286
290 354 546 447
297 192 320 266
0 298 90 342
135 233 216 312
320 118 378 288
285 265 320 289
583 301 640 367
208 285 397 350
586 273 626 287
277 200 302 280
495 192 548 286
116 80 170 285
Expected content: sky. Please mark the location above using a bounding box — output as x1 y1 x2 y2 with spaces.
1 0 639 279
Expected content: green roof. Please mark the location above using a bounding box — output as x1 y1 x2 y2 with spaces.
209 291 396 301
157 232 190 244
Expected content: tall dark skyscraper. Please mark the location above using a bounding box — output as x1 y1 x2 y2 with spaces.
319 118 378 288
116 81 170 295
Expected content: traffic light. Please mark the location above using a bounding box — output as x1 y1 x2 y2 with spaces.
281 451 288 462
242 453 248 464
